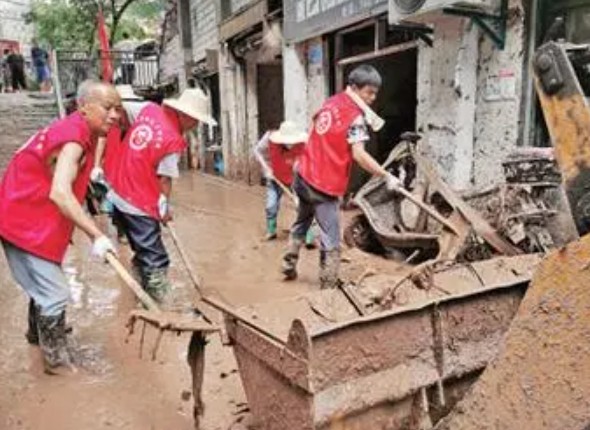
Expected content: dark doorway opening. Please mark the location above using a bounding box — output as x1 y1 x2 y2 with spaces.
341 48 418 194
257 63 285 136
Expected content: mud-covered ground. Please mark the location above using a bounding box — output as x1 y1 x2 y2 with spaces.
0 172 398 430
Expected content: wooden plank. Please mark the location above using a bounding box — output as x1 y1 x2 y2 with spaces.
414 153 523 256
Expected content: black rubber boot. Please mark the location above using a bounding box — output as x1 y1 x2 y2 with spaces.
37 311 76 375
319 249 341 289
25 299 39 345
282 237 304 280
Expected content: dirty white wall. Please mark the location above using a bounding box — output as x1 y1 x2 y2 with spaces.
0 0 33 56
283 37 328 131
417 0 528 191
416 16 479 191
190 0 218 61
472 0 527 188
218 45 259 181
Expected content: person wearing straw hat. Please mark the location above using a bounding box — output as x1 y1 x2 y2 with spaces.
254 121 315 244
282 64 401 289
105 88 217 302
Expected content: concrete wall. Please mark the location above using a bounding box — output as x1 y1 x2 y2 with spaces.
159 33 184 85
416 0 528 191
283 37 328 131
416 17 479 191
190 0 218 61
0 0 33 57
472 0 527 188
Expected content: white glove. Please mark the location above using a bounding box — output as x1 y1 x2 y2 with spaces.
158 194 169 220
90 167 104 183
91 235 116 260
385 173 401 191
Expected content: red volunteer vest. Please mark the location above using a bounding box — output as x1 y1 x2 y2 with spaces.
0 113 95 263
268 141 304 186
107 103 187 219
298 92 363 197
103 125 122 181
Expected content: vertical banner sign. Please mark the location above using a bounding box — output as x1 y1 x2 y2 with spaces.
97 8 113 83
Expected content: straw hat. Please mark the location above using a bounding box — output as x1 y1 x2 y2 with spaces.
163 88 217 126
269 121 308 145
115 85 142 100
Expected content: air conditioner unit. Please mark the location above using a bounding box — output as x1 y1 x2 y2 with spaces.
389 0 499 24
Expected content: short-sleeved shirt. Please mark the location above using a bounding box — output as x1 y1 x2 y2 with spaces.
347 115 370 145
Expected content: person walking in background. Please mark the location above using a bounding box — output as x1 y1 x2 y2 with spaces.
31 39 51 92
6 48 26 91
0 49 11 93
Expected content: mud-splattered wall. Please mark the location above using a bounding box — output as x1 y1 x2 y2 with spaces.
473 0 527 188
416 17 479 191
417 0 528 191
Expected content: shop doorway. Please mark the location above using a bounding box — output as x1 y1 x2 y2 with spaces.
337 46 418 193
257 62 284 135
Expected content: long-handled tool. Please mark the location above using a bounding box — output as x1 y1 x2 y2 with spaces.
166 223 287 346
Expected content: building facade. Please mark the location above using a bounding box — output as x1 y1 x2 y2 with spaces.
0 0 33 57
169 0 590 190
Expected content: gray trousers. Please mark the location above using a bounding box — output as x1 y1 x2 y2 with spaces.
291 173 341 251
2 240 69 317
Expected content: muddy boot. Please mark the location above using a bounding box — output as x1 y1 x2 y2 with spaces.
144 268 171 304
265 218 278 241
37 311 76 375
304 228 316 249
25 299 39 345
319 249 341 289
131 263 144 285
27 300 72 346
282 237 304 280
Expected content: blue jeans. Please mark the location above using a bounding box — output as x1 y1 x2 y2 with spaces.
2 240 70 317
266 180 283 221
291 173 340 251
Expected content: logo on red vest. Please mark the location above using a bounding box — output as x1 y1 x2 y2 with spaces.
129 124 153 151
315 111 332 135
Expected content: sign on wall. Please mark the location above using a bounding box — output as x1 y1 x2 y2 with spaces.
283 0 387 43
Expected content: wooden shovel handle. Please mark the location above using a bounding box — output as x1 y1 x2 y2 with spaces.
105 252 161 313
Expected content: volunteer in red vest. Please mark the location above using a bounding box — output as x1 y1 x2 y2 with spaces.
282 64 401 289
253 120 314 243
106 88 216 303
0 80 120 374
90 85 149 242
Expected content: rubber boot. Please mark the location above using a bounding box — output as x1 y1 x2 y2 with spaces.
27 300 72 345
25 299 39 345
305 228 316 249
282 237 304 280
144 268 171 304
37 311 76 375
265 218 278 241
319 249 341 289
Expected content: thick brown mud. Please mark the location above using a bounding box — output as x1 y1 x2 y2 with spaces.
0 172 325 430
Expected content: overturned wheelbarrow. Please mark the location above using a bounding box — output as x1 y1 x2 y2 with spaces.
223 253 541 429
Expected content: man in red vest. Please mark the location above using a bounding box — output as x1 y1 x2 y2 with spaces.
106 88 217 303
254 120 314 242
282 64 400 289
0 80 120 374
